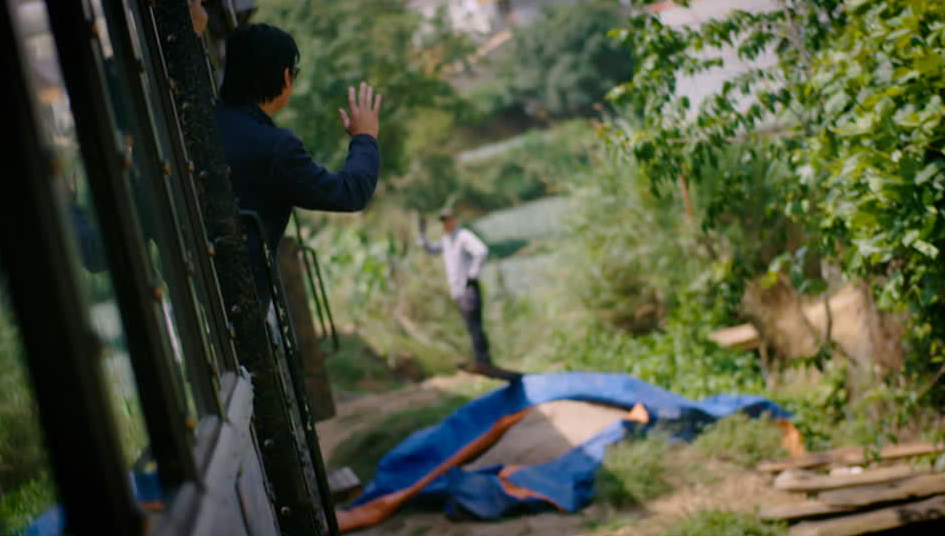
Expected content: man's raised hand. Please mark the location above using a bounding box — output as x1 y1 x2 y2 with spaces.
339 81 382 139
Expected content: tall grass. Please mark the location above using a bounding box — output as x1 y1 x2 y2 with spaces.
692 414 787 468
596 434 674 508
653 510 787 536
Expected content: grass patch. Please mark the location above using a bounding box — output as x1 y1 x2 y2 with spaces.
653 510 787 536
328 394 471 485
692 414 787 468
596 434 674 508
324 333 404 395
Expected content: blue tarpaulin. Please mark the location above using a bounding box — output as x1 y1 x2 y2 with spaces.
338 372 791 531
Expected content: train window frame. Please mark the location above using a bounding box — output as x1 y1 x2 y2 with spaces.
0 2 147 533
94 0 227 417
3 2 283 536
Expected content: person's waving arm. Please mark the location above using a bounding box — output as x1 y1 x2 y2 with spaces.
273 82 382 211
417 215 443 254
272 133 378 211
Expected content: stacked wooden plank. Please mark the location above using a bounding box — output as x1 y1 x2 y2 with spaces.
756 442 945 535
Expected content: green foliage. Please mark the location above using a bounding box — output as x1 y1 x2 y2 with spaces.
564 146 707 331
400 120 596 213
492 1 635 118
0 473 55 536
608 0 945 416
0 316 47 493
654 510 787 536
556 311 767 402
0 308 55 536
324 333 404 395
796 0 945 400
596 434 673 508
771 360 850 452
327 395 469 484
256 0 473 175
692 413 787 467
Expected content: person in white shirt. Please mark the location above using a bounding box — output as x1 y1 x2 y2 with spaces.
418 207 495 373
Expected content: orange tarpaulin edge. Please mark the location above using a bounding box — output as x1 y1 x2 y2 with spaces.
336 407 533 532
778 419 806 456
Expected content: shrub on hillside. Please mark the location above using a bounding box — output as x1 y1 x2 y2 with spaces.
492 1 635 119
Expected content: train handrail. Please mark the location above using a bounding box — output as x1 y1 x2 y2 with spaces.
292 211 339 353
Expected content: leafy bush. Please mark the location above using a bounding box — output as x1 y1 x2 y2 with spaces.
608 0 945 419
400 120 596 214
555 314 767 401
491 1 635 119
563 147 705 331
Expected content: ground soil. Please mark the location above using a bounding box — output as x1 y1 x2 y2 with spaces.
317 374 804 536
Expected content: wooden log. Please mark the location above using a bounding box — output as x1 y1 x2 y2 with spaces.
775 465 920 492
758 501 854 521
757 441 944 473
820 473 945 508
709 323 761 349
789 495 945 536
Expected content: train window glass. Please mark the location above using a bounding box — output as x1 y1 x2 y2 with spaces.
125 0 228 385
12 0 153 470
89 0 204 419
0 268 59 535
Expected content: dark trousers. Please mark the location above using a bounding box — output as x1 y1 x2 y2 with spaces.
458 280 491 364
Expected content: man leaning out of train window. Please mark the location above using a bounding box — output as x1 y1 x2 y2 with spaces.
214 23 383 306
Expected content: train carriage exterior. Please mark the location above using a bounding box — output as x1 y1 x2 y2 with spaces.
1 1 339 535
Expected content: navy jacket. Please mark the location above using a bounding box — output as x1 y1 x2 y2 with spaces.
215 103 379 303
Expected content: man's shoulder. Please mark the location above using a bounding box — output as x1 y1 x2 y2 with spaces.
458 227 481 239
215 104 294 147
457 227 486 245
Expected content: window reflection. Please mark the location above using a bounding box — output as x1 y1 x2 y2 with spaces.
12 0 152 469
90 0 206 417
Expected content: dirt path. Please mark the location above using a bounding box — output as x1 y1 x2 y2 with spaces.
318 374 802 536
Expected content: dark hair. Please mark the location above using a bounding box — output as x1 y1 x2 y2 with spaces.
219 23 300 106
